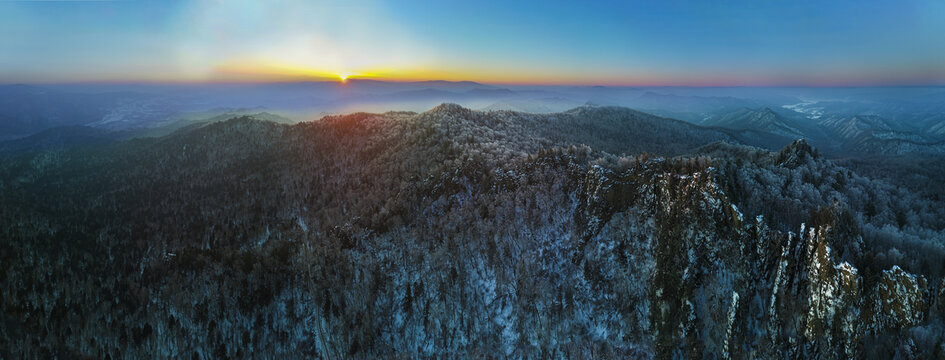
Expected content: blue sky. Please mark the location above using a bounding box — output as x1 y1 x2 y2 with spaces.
1 0 943 85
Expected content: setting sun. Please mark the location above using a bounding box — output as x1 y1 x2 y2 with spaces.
338 74 349 83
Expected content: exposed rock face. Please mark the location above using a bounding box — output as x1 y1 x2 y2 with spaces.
776 138 817 168
936 278 945 315
579 161 938 358
575 158 930 359
801 225 863 358
870 266 929 333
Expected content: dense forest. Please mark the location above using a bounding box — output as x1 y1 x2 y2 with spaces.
2 104 944 358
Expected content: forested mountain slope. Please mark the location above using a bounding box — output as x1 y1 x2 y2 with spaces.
701 107 808 138
1 104 943 358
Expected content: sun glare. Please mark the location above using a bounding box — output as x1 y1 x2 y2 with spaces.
338 74 349 83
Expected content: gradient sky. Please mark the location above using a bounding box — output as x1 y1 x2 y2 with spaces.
1 0 944 86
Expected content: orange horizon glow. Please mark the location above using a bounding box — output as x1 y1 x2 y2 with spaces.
14 60 945 88
18 72 945 88
206 61 747 87
205 61 945 87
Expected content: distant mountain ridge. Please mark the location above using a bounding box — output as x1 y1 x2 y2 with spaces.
4 83 945 158
0 125 120 154
697 106 945 156
819 114 896 140
701 107 807 137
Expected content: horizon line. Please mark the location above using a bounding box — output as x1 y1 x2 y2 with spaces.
4 79 945 89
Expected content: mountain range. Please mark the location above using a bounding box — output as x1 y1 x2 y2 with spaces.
2 104 944 358
5 83 945 158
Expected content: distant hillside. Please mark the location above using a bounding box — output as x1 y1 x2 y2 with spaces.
138 111 294 138
0 112 294 155
481 97 584 113
633 91 763 114
819 114 896 140
694 107 945 156
389 104 799 157
701 107 809 137
0 125 120 154
847 136 945 156
0 84 124 138
926 117 945 138
816 114 945 155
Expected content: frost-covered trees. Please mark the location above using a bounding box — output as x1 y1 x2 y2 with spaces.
1 105 943 358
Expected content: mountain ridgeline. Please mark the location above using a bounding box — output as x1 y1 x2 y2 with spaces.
699 106 945 157
2 104 944 358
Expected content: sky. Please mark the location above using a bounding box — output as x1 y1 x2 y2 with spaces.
1 0 944 86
